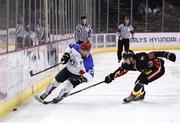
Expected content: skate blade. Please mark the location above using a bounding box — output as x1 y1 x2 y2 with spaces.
34 95 45 104
122 101 131 104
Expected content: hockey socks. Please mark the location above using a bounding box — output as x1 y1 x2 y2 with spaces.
52 80 74 103
40 79 60 100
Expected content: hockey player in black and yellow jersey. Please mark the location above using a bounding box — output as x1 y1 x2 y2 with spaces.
104 50 176 103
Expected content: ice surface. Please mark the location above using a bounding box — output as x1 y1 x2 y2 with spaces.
1 50 180 123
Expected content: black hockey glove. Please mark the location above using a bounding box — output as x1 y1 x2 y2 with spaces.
61 52 70 64
165 52 176 62
71 75 88 83
104 73 115 84
69 76 88 87
77 76 88 83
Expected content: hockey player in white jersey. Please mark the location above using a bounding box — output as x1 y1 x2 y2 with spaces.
37 40 94 103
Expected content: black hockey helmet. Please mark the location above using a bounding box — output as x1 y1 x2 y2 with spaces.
122 50 135 59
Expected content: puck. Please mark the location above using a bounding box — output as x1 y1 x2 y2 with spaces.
13 108 17 111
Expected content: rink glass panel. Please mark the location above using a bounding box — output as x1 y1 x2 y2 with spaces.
1 0 91 53
0 38 74 103
0 0 8 53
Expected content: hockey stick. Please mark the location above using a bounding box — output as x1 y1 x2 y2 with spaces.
41 81 105 104
30 62 62 76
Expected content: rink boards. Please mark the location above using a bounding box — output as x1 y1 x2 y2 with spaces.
0 32 180 118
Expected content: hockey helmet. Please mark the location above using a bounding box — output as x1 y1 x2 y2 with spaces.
122 50 135 59
80 40 91 51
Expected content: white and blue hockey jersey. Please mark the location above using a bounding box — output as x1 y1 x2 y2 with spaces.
65 43 94 82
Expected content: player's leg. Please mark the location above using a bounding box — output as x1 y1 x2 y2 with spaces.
123 75 146 103
123 65 165 103
52 74 82 103
52 80 74 103
124 39 130 52
135 65 165 101
39 79 60 100
147 66 165 82
39 67 70 100
133 79 146 101
117 39 124 62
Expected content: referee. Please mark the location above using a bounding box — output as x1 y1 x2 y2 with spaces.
116 16 134 62
75 16 93 44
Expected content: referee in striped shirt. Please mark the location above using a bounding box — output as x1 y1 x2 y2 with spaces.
16 19 24 48
116 16 134 62
75 16 93 44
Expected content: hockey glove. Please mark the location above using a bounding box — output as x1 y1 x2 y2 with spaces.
70 75 88 84
79 76 88 83
104 73 115 84
165 52 176 62
61 52 70 64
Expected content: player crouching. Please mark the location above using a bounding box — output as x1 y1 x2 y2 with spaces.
37 40 94 103
104 50 176 103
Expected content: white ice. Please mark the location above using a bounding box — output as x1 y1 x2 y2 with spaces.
1 50 180 123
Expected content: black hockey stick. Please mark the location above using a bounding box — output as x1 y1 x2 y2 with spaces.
41 81 105 104
30 62 62 76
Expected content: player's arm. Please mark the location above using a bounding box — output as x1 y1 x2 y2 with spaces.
116 24 122 39
104 65 128 84
130 25 134 38
77 66 94 84
61 44 78 64
74 25 80 41
77 54 94 83
61 52 70 64
80 68 94 82
87 24 93 39
71 68 94 85
148 51 176 62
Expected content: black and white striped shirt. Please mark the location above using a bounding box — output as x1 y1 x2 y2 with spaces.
116 23 134 39
75 24 93 42
16 24 24 38
35 24 45 41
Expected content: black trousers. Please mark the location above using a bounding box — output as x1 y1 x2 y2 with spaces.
117 38 130 61
135 65 165 85
132 60 165 94
16 37 23 48
55 67 81 88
